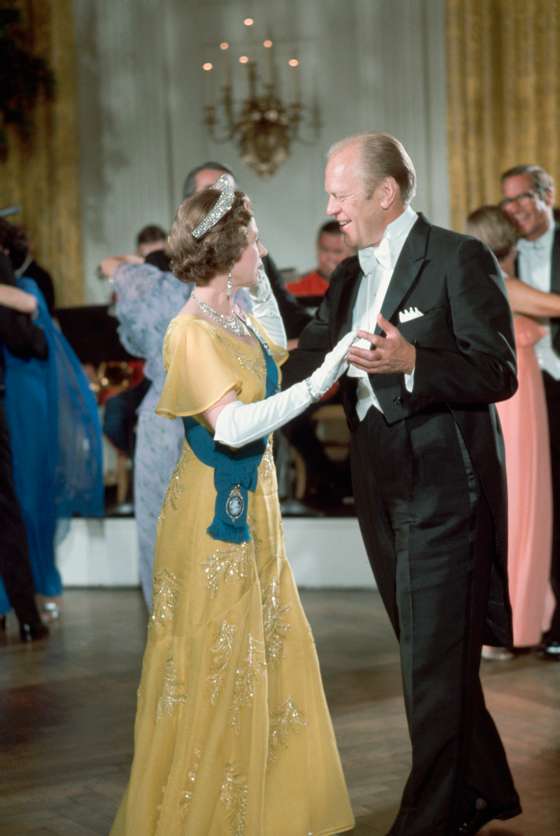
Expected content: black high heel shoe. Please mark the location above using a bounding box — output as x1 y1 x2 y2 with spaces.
19 621 49 642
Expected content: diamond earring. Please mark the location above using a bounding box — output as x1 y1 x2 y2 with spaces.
226 272 233 298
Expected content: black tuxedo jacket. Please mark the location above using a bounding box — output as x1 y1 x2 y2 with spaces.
284 214 518 645
0 252 48 389
551 226 560 350
262 254 311 340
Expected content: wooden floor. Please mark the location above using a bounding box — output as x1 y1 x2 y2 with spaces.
0 589 558 836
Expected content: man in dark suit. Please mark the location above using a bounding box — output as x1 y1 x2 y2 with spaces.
284 133 520 835
500 164 560 661
0 219 56 315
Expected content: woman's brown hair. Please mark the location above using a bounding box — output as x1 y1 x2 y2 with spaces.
169 189 251 285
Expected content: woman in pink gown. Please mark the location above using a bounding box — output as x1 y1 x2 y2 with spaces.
495 314 551 647
467 206 558 650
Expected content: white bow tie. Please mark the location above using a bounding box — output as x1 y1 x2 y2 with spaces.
358 237 392 275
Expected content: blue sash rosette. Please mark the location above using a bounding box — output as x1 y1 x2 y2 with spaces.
183 328 278 544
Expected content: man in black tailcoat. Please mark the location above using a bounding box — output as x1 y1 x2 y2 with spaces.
284 132 521 835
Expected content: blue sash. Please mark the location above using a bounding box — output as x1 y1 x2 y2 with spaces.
183 327 278 544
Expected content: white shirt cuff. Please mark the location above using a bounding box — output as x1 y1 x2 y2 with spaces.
404 369 415 392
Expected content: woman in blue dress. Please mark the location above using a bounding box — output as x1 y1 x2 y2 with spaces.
0 274 104 617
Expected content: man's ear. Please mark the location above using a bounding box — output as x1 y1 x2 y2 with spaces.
379 177 399 210
544 187 555 208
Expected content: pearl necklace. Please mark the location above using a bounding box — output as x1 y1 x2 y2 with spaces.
192 292 250 337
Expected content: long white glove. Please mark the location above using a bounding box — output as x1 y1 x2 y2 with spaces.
247 265 287 348
214 329 357 448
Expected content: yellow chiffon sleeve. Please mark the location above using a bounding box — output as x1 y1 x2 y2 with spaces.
156 317 242 419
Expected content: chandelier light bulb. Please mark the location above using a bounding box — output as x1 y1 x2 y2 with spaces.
219 42 230 50
202 62 214 71
288 58 300 68
263 39 273 48
239 55 250 64
243 17 254 27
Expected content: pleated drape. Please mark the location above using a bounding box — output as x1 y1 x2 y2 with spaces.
446 0 560 229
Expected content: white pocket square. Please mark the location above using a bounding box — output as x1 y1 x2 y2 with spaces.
398 306 424 324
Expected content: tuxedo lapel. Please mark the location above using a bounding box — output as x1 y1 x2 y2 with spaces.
549 226 560 355
551 225 560 293
333 256 362 339
376 214 430 334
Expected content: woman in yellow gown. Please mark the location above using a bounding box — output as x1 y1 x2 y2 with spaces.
110 178 355 835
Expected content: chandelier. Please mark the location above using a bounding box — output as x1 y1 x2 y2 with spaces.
202 20 320 177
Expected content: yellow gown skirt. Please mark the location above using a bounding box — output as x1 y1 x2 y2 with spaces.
110 438 354 836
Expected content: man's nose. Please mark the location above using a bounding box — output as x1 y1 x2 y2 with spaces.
258 241 268 257
326 196 339 216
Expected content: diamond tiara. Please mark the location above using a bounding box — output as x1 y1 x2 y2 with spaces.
191 174 236 239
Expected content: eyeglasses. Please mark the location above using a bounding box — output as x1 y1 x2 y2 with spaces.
500 191 537 210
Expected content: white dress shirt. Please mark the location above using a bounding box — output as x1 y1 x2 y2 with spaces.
517 222 560 380
349 205 418 421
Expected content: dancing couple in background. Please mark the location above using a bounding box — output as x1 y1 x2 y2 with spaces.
0 219 103 631
113 133 520 835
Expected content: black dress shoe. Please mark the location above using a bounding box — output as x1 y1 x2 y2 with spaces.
0 615 6 632
540 639 560 660
455 798 522 834
19 621 50 642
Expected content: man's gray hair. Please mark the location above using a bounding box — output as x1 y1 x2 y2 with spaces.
328 132 417 204
500 164 554 200
182 161 234 199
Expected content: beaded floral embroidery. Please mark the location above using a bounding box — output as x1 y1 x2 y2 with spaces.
231 634 267 732
262 579 291 665
202 542 251 597
179 747 202 816
156 657 188 720
154 780 168 832
268 697 308 764
208 621 237 704
150 569 180 627
220 763 249 836
159 446 191 521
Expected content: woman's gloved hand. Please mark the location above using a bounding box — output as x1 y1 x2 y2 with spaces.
246 264 287 348
307 329 358 400
213 329 357 449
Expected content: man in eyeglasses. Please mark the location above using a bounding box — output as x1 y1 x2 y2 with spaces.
500 164 560 661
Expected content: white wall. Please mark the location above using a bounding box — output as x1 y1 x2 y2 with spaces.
58 517 375 589
74 0 449 303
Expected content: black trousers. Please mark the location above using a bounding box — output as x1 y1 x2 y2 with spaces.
0 398 41 624
543 372 560 640
351 407 519 836
281 402 338 490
